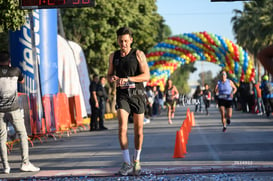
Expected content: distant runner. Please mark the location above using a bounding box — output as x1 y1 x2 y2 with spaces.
164 79 179 124
215 70 237 132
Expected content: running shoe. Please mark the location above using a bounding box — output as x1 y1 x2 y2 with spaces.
227 119 231 125
222 127 227 132
168 119 173 124
133 160 141 176
20 162 40 172
3 167 10 174
143 118 150 125
118 162 133 176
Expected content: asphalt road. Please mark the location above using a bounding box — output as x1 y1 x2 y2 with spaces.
1 104 273 180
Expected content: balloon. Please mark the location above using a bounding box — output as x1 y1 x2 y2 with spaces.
146 31 255 87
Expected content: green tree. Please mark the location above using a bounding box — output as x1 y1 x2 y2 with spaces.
231 0 273 78
61 0 169 75
232 0 273 53
170 63 196 94
0 32 8 51
0 0 27 32
0 0 27 51
197 70 213 86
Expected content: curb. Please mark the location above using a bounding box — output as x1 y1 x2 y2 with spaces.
141 165 273 175
25 165 273 179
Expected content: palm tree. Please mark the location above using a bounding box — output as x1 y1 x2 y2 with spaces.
231 0 273 79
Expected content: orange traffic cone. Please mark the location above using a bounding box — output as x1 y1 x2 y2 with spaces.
180 118 189 133
191 112 195 126
187 107 191 115
186 116 192 132
181 121 189 144
180 121 183 131
173 130 187 158
182 127 188 151
186 108 192 125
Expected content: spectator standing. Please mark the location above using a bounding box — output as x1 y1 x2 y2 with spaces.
144 86 153 124
96 76 108 130
248 81 255 113
152 86 160 116
89 74 99 131
157 86 164 114
238 81 249 112
203 84 212 115
260 75 273 117
0 51 40 174
193 85 203 113
254 80 265 115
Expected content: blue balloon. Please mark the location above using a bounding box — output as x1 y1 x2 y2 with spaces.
234 61 239 75
147 61 155 67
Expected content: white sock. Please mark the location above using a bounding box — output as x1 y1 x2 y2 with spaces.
122 149 130 164
134 149 141 161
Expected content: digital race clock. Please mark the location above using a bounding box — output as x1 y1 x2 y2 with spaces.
19 0 95 9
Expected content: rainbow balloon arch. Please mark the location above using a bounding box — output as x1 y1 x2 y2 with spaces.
146 31 255 89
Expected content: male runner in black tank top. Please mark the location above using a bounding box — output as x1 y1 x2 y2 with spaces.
107 27 150 176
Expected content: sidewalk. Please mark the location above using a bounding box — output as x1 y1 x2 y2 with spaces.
1 105 273 180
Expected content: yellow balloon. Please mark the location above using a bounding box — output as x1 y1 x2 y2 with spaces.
245 75 250 82
165 39 171 44
231 62 235 69
246 68 251 76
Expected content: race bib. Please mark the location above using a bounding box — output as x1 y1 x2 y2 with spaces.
119 82 136 89
218 94 228 99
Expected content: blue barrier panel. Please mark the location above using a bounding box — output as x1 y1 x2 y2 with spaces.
9 10 58 134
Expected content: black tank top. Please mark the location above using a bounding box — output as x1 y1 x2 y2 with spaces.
113 49 144 91
165 86 174 102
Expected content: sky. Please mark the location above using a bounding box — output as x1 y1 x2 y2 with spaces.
156 0 244 85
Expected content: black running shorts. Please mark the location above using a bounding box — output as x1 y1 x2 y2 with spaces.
165 99 176 108
116 94 146 114
218 98 233 108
